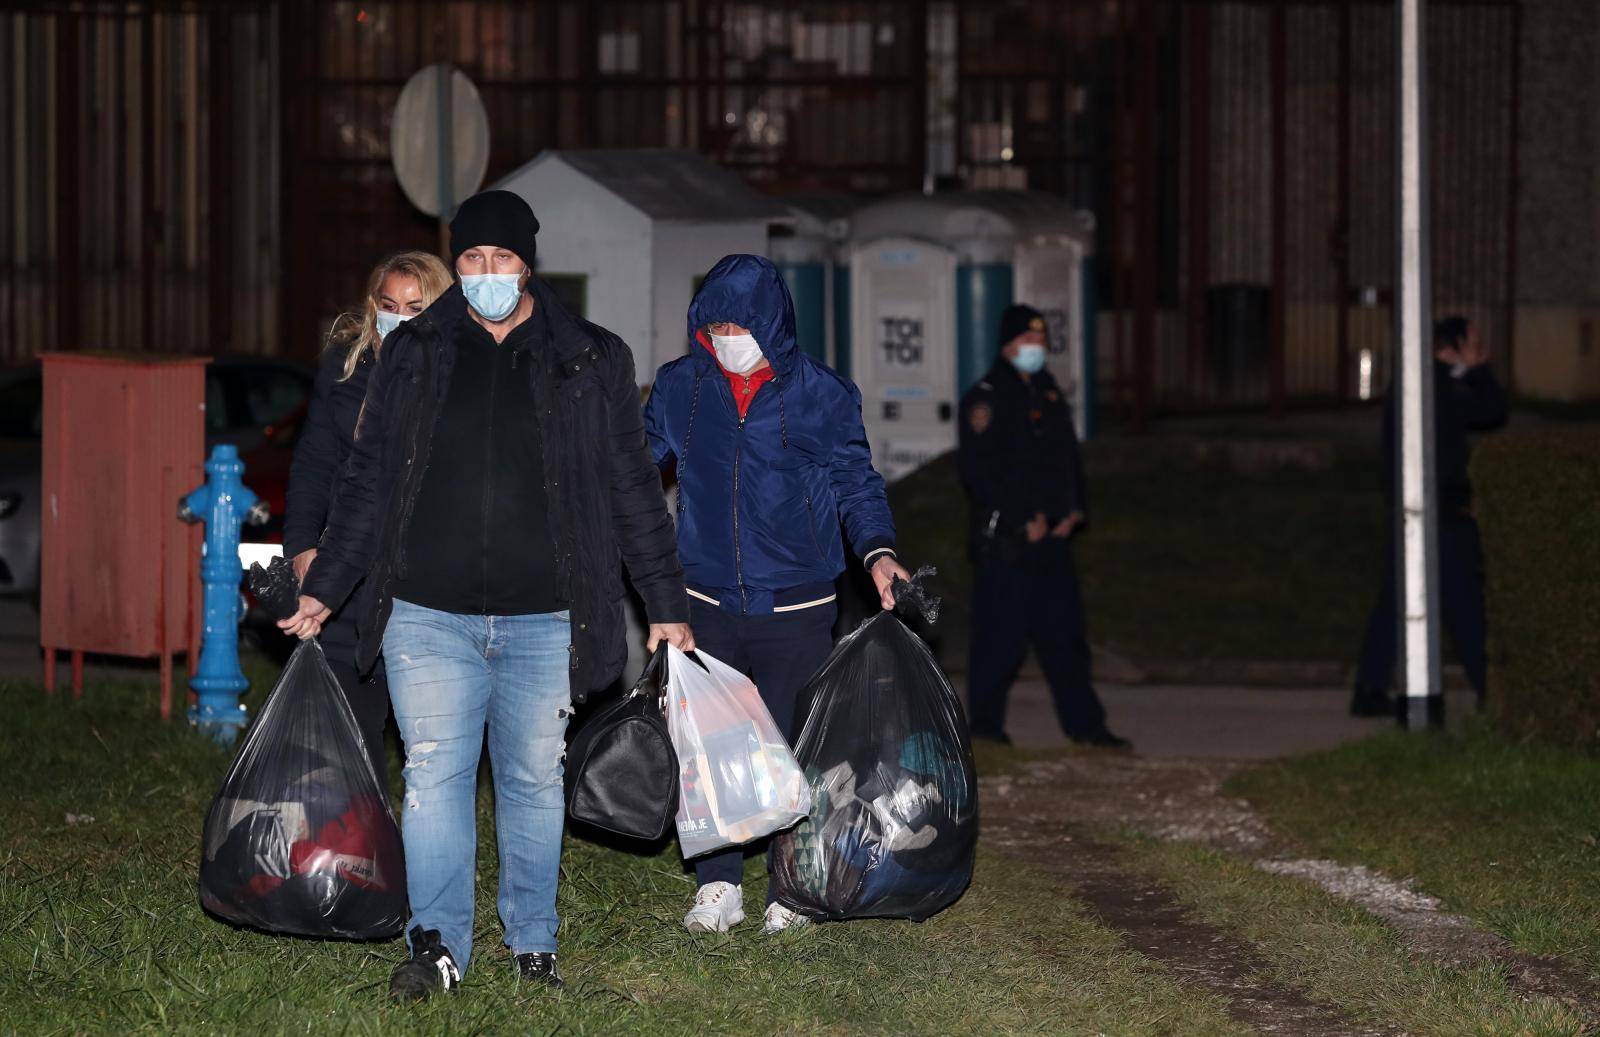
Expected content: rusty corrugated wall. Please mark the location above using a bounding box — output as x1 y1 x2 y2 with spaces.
0 2 279 363
1109 0 1519 423
3 0 1524 421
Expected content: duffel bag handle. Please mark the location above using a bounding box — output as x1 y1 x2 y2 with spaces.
630 642 711 703
629 645 668 702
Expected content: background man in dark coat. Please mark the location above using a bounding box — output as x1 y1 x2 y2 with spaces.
280 190 692 1002
957 304 1128 750
1351 315 1508 717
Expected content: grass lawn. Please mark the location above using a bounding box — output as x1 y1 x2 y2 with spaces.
887 450 1386 668
1231 724 1600 978
1 674 1247 1037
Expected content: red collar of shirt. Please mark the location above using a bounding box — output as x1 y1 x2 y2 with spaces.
697 329 774 418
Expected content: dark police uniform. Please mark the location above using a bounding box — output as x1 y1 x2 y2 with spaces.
1353 354 1507 714
956 309 1121 746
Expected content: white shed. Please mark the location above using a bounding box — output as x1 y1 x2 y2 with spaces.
493 148 791 383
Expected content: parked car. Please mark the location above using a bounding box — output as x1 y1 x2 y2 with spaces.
0 357 314 604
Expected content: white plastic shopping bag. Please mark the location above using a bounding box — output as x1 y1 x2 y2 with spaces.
664 644 809 858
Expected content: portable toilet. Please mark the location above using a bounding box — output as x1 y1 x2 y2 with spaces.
495 149 792 383
769 195 859 373
844 234 960 481
847 192 1096 476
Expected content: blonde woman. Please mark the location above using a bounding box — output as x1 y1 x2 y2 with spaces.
281 250 452 788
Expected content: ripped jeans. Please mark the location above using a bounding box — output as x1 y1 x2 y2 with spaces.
383 598 573 970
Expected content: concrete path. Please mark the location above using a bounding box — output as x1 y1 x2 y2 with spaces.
993 675 1480 760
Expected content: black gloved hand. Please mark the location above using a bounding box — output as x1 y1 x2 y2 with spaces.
888 565 942 625
248 556 302 623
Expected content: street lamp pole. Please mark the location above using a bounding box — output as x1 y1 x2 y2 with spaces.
1396 0 1443 729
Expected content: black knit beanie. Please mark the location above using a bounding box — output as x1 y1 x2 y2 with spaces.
448 190 541 267
998 304 1048 350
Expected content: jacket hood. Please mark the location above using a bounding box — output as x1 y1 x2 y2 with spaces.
686 254 799 378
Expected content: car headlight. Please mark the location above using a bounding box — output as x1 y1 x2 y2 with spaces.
0 492 20 519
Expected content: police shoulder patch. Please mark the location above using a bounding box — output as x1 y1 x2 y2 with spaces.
968 402 993 434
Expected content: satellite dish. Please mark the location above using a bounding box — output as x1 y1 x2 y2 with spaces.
391 64 490 218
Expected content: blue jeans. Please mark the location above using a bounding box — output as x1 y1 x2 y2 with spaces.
383 598 573 971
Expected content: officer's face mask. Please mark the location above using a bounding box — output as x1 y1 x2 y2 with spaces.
461 270 524 322
1012 343 1047 374
710 331 765 374
374 309 411 342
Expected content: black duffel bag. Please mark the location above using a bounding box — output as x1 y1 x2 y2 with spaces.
564 645 679 840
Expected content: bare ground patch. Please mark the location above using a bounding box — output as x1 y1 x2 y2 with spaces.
981 753 1600 1022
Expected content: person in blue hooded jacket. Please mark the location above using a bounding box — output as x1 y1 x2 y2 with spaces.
644 253 912 935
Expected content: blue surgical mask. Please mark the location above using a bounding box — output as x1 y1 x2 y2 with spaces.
1012 344 1047 374
374 310 410 341
461 272 523 322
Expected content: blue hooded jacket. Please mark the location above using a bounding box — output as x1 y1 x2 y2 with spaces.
644 254 896 614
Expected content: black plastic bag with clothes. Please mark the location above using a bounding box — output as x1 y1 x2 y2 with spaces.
771 607 977 922
199 639 406 939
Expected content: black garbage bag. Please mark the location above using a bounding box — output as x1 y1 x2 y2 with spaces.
247 555 302 621
771 608 977 922
199 639 405 939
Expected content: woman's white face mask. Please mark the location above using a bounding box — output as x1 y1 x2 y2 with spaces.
710 332 764 374
374 309 410 341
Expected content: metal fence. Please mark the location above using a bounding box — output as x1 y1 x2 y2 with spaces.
0 2 278 363
1103 0 1519 424
280 0 931 354
3 0 1522 422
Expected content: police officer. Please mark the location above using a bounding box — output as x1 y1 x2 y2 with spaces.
1351 315 1507 718
958 304 1128 749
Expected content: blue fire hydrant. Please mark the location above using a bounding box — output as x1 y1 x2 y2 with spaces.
180 444 269 741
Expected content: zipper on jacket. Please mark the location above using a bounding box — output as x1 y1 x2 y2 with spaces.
803 492 827 563
480 347 501 615
732 415 747 614
527 350 574 669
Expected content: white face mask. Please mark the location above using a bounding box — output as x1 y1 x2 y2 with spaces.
1012 343 1047 374
710 332 765 374
374 310 410 342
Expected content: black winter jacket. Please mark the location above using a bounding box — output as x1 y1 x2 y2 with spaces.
1381 360 1508 519
957 359 1088 556
302 280 688 700
282 343 375 664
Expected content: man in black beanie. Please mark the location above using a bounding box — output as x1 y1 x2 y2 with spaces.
282 188 694 1001
955 304 1128 749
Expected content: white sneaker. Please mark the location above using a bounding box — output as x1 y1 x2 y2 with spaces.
761 901 809 935
684 881 745 933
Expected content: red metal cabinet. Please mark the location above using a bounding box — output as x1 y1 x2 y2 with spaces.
39 354 207 715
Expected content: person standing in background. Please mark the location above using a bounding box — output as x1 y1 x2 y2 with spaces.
1351 315 1508 718
958 304 1128 750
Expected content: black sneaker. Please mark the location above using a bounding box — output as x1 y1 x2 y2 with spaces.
1073 727 1133 751
389 926 461 1003
971 729 1013 746
1349 686 1393 718
514 951 564 990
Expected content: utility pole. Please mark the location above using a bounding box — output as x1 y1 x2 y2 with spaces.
1396 0 1443 729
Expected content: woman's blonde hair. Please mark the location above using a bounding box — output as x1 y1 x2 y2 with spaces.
326 251 454 380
